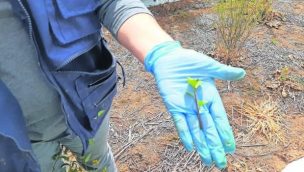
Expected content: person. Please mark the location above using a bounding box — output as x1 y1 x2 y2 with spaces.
0 0 246 171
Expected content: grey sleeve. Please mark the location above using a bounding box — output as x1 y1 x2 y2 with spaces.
98 0 153 39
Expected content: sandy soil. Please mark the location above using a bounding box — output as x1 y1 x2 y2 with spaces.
105 0 304 171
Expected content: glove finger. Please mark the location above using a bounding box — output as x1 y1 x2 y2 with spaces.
200 107 227 169
171 113 194 151
186 113 212 166
206 60 246 81
209 93 236 153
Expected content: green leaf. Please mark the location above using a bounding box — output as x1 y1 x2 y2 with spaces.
69 169 78 172
92 159 100 166
198 100 207 108
187 77 197 89
89 138 95 145
102 166 108 172
187 77 203 89
271 38 279 45
83 153 92 164
194 80 203 89
98 110 105 117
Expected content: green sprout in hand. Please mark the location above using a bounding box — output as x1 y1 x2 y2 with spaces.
187 77 207 129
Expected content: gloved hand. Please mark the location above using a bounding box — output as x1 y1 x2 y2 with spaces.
144 41 246 169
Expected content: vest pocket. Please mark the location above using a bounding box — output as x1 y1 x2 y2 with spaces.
56 0 101 19
45 0 101 45
50 39 117 133
80 74 117 131
51 64 116 132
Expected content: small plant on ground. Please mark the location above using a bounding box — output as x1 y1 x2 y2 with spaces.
278 66 289 81
271 37 279 45
187 77 207 129
214 0 264 64
236 100 285 144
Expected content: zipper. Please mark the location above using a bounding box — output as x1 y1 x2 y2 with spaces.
57 41 98 70
17 0 99 70
17 0 33 39
17 0 98 152
94 82 117 107
17 0 72 134
88 69 114 87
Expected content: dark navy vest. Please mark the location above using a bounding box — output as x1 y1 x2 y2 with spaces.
13 0 117 153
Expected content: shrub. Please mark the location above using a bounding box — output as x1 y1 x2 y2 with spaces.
214 0 265 64
257 0 273 21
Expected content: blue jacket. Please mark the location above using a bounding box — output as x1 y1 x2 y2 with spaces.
10 0 117 154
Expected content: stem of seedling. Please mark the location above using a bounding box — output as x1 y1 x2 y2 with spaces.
187 77 207 130
194 88 204 129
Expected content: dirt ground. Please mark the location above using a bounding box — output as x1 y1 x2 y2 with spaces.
105 0 304 171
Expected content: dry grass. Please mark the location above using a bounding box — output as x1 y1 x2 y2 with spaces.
236 100 286 144
53 146 85 172
227 155 249 172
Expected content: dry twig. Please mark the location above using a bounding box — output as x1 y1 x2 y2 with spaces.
114 128 154 160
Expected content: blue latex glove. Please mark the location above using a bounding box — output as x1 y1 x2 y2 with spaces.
144 41 246 168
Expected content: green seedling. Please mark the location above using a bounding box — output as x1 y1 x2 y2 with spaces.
92 159 101 166
98 109 105 117
279 66 289 81
82 153 92 164
89 138 95 145
271 38 279 45
187 77 207 129
102 166 108 172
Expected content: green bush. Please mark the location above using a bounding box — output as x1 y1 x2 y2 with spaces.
214 0 265 64
257 0 273 21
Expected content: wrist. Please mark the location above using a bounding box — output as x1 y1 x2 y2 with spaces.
117 14 174 62
144 41 182 73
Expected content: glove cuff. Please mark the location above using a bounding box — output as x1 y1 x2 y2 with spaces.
144 41 182 73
